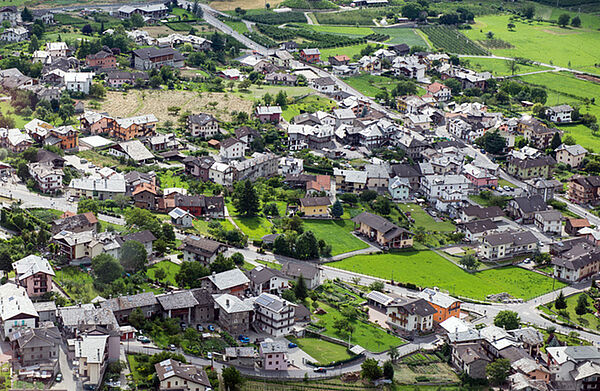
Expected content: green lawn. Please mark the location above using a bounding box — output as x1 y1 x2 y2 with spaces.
319 44 370 61
374 27 427 46
54 267 101 304
232 216 274 240
312 300 405 352
236 85 313 99
281 95 337 121
397 203 456 232
544 292 599 329
286 336 354 365
193 218 236 235
463 14 600 72
343 74 399 98
307 24 375 37
462 57 551 76
146 261 181 286
303 219 368 256
158 170 188 190
0 100 28 128
329 251 566 301
223 19 249 34
498 179 518 188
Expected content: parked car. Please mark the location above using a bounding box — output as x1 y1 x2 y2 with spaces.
207 352 213 359
197 325 204 332
169 344 177 351
180 322 187 330
207 325 215 331
238 335 250 344
314 367 327 373
137 335 150 343
288 342 298 348
503 186 512 191
55 373 62 383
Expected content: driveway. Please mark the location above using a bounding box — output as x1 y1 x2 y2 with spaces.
51 343 78 391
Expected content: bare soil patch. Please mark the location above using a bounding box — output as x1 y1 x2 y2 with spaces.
576 73 600 84
142 26 176 38
100 90 253 124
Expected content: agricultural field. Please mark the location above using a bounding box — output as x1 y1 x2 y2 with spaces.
462 57 551 76
463 14 600 72
222 19 249 34
420 26 488 55
375 27 427 47
100 90 253 124
395 353 459 385
286 336 354 365
302 219 369 256
232 216 274 240
313 7 397 26
235 85 312 100
329 251 565 300
317 44 370 60
210 0 284 11
281 95 337 121
397 203 456 232
312 300 405 352
306 24 375 37
343 74 399 98
54 267 101 304
146 261 181 286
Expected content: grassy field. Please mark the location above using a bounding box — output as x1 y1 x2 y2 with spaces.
329 251 565 300
462 57 551 76
55 267 101 304
343 74 398 98
193 218 235 235
223 19 249 34
77 150 127 170
319 44 370 61
542 292 599 329
463 14 600 72
158 170 188 190
101 90 253 124
232 217 274 240
313 300 405 352
307 24 374 37
375 27 427 46
282 95 337 121
302 219 369 256
0 100 28 128
286 336 353 365
397 203 456 232
146 261 181 286
236 85 313 100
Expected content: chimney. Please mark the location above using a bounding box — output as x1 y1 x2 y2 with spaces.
226 299 230 307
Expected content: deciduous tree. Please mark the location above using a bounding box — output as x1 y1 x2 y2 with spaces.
486 359 511 385
92 253 123 284
494 310 520 330
119 241 147 273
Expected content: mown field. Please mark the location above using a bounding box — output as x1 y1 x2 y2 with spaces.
302 219 369 256
462 57 551 76
343 74 400 98
375 27 428 46
329 251 565 300
286 336 353 365
463 14 600 72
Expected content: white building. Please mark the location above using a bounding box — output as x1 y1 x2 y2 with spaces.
28 162 63 193
545 104 573 123
75 334 110 386
1 26 28 42
64 72 94 95
0 283 38 338
208 162 234 186
46 42 69 58
386 297 435 333
220 138 246 161
279 157 303 175
534 210 562 234
421 175 471 201
253 293 296 337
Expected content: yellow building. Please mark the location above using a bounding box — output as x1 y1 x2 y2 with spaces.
299 197 331 217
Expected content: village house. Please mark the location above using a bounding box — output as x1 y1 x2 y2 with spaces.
417 288 461 324
525 177 562 202
265 72 297 86
52 230 104 263
299 48 320 63
112 114 158 141
507 195 548 224
183 156 215 181
105 70 148 88
546 346 600 389
1 26 28 42
534 210 563 234
86 50 117 70
254 293 296 337
334 168 368 193
260 341 288 371
479 230 538 261
118 3 168 19
0 283 38 338
51 212 98 235
0 6 19 25
65 72 94 95
565 217 590 235
186 113 220 138
101 292 158 324
298 196 331 217
310 77 336 94
545 104 573 123
568 175 600 205
220 137 247 160
0 128 33 153
389 177 410 201
421 175 471 201
555 144 587 168
168 207 194 228
131 47 184 70
28 162 63 194
156 291 199 324
180 235 228 264
9 324 60 368
520 117 561 150
121 230 156 258
352 212 413 248
386 297 436 334
281 262 320 290
13 255 55 298
451 342 491 379
551 239 600 282
247 266 290 296
459 219 499 242
459 205 504 223
506 155 556 180
426 82 452 101
270 50 293 68
108 139 155 165
212 294 254 335
255 106 282 123
201 268 250 298
155 358 212 391
75 332 118 388
173 194 225 218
